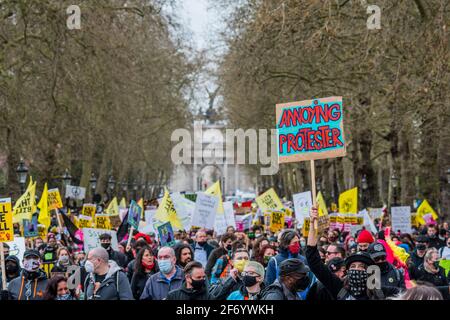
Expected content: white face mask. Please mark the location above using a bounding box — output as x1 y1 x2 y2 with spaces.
23 258 40 272
84 260 95 273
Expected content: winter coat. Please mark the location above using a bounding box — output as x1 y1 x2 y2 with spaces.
131 270 156 300
139 266 184 300
259 279 299 300
209 275 243 300
264 248 307 286
84 261 134 300
7 269 48 300
416 264 449 300
166 280 212 300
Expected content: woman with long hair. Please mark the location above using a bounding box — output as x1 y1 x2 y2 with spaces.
130 245 159 299
43 275 76 300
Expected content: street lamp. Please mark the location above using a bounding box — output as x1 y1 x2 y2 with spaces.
108 175 116 192
362 174 368 208
61 168 72 189
133 181 138 200
391 172 399 206
16 158 29 194
122 181 128 198
89 173 97 194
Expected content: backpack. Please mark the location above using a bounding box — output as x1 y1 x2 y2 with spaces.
84 271 121 300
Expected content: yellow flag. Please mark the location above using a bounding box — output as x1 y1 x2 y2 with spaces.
416 199 438 225
339 187 358 214
37 183 50 229
205 181 224 214
105 197 120 216
256 188 284 211
119 197 127 209
154 188 183 230
138 198 144 212
317 191 330 232
13 181 37 223
47 188 63 210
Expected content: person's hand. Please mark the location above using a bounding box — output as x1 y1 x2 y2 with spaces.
126 245 131 252
310 206 318 222
230 268 239 281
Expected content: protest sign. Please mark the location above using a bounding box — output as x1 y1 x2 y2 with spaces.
362 209 378 234
391 206 412 234
223 201 236 229
269 210 285 233
184 193 197 202
95 214 111 230
127 200 142 230
47 188 63 210
276 97 346 231
82 228 118 253
171 192 195 230
5 237 25 266
317 191 330 232
205 181 224 214
13 181 36 223
65 185 86 200
293 191 312 227
139 209 157 234
155 188 183 230
368 208 383 219
256 188 284 211
191 192 219 230
157 222 175 247
77 215 93 229
23 215 39 238
0 198 14 242
302 218 311 237
214 214 228 235
82 204 96 219
235 213 253 232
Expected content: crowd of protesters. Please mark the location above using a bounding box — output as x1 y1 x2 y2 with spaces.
0 201 449 301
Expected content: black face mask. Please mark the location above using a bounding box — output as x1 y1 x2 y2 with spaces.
6 264 19 274
243 275 258 287
197 241 207 247
294 275 310 291
416 244 426 251
433 261 440 269
377 261 389 272
225 244 232 251
101 243 111 250
191 279 206 291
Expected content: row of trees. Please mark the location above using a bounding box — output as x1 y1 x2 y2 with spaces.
217 0 449 215
0 0 199 197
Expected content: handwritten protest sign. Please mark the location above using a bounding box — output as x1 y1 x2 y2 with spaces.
95 214 111 230
5 237 25 266
0 198 14 242
293 191 312 227
191 192 219 229
77 215 93 229
223 201 236 229
23 215 39 238
302 218 311 237
276 97 346 163
368 208 383 219
47 188 63 210
139 210 157 234
82 204 96 219
391 206 412 234
82 228 118 253
157 222 175 247
256 188 284 211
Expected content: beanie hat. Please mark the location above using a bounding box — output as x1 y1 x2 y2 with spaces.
134 232 152 244
357 230 374 244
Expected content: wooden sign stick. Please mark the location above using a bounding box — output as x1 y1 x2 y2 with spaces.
126 226 134 251
0 244 7 290
310 160 318 231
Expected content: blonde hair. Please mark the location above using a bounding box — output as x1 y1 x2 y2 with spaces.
424 248 439 273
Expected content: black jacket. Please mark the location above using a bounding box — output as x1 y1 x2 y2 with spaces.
416 264 449 299
166 281 212 300
107 248 128 269
378 262 406 297
259 279 299 300
205 247 228 279
428 236 445 250
209 275 243 300
130 270 156 300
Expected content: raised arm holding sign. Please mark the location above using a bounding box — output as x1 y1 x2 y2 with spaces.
276 97 346 231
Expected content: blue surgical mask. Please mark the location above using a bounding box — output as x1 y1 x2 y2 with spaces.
56 293 72 301
158 259 173 274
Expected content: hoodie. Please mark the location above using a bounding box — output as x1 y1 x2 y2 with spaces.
7 269 48 300
84 260 134 300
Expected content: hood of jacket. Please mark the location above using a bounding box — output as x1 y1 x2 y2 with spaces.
104 260 122 280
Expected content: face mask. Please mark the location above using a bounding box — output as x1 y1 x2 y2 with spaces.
101 243 111 250
243 275 258 287
294 275 310 291
300 240 306 248
348 269 368 297
56 293 72 301
234 259 247 273
288 242 300 255
142 261 155 270
59 256 70 266
377 261 389 272
190 278 206 291
23 259 40 272
433 261 440 269
84 260 95 273
197 241 207 247
158 259 173 274
263 256 272 265
225 244 232 251
255 233 262 238
6 264 19 274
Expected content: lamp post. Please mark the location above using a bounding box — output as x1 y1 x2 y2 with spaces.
133 181 138 200
108 175 115 199
391 172 399 206
122 181 128 199
16 158 29 194
89 173 97 202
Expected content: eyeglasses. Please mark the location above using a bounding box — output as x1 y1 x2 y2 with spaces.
242 271 260 277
